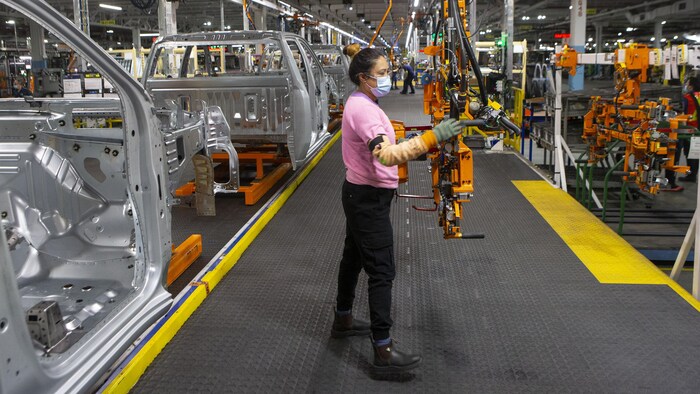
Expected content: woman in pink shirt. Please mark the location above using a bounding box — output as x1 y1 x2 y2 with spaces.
330 48 465 373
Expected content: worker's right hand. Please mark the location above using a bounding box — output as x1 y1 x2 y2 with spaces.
432 118 465 142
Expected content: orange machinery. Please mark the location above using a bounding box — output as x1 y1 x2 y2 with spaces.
556 44 690 194
391 0 518 239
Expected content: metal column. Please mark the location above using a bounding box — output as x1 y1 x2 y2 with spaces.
258 7 267 31
594 23 603 76
132 27 141 52
220 0 225 32
243 2 249 31
654 21 663 49
29 22 46 72
469 0 477 45
158 0 178 37
569 0 586 91
72 0 89 71
504 0 513 82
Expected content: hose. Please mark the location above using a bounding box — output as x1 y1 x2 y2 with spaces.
450 0 487 105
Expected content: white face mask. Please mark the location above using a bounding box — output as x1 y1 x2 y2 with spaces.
364 74 392 98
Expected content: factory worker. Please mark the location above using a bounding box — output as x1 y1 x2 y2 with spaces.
331 47 466 373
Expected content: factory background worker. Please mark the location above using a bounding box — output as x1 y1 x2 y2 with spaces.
332 47 466 372
12 76 32 97
399 60 415 95
666 76 700 191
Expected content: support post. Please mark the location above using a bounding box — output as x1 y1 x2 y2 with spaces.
243 2 250 31
29 21 46 72
594 23 603 76
220 0 225 31
654 20 663 49
569 0 586 91
73 0 90 71
504 0 513 82
258 6 267 31
554 66 565 190
158 0 178 37
132 27 141 53
469 0 477 45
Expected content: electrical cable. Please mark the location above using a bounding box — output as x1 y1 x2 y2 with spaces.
449 0 487 105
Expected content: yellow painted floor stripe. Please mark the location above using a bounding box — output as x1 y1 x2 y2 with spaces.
103 131 342 393
513 180 700 312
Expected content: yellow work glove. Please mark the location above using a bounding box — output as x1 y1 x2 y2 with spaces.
432 118 465 142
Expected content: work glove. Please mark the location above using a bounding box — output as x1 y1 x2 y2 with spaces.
432 118 465 142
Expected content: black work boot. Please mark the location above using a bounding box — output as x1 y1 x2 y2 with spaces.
372 340 421 372
330 312 371 338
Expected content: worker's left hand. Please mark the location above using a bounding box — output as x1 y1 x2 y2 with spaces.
432 118 465 142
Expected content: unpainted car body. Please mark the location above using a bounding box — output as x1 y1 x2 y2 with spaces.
310 44 352 109
144 31 334 170
0 1 231 392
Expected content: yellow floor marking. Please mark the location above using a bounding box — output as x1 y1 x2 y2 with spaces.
513 180 700 312
103 131 342 393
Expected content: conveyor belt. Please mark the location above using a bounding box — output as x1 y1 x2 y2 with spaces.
127 138 700 392
168 174 292 294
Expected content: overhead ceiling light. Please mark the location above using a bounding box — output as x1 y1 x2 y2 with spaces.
99 3 123 11
349 6 353 10
6 20 14 24
412 11 416 18
413 0 419 7
106 29 114 33
140 33 159 37
673 35 678 39
661 20 667 25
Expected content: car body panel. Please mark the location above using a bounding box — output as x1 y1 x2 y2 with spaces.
0 1 228 393
144 32 332 170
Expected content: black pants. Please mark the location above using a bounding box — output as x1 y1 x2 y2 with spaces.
336 180 395 340
669 138 699 185
401 76 414 94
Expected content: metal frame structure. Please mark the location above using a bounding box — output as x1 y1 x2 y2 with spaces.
143 31 333 170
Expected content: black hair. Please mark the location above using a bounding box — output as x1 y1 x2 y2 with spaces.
688 76 700 93
348 48 387 86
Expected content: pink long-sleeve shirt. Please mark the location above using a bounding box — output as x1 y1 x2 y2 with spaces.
341 91 399 189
